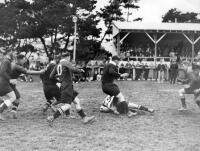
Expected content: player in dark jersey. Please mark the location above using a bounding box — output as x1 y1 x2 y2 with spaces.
47 52 95 126
178 61 200 111
101 56 154 116
9 54 46 118
40 56 61 114
0 52 17 120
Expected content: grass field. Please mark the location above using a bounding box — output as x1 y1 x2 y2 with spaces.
0 81 200 151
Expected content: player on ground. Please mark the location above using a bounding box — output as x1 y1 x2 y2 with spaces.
100 95 155 116
178 60 200 111
47 52 95 126
0 52 17 120
9 54 47 118
101 56 154 116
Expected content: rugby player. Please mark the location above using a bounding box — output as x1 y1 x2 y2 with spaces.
0 52 17 120
178 60 200 111
101 56 154 116
40 55 62 114
100 95 155 116
9 54 47 118
47 52 95 126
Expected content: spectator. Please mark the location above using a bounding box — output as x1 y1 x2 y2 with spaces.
143 63 149 80
169 59 179 84
157 59 166 83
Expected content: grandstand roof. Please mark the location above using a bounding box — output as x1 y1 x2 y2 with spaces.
113 21 200 37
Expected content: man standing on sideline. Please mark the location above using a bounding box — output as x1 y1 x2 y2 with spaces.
169 59 179 84
157 59 166 83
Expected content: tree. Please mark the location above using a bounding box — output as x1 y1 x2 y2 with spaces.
162 8 200 23
0 0 101 61
98 0 140 44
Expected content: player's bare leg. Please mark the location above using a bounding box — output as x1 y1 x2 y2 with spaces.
0 91 16 120
47 104 71 126
11 99 20 119
128 102 155 113
194 92 200 108
178 88 187 111
73 97 95 124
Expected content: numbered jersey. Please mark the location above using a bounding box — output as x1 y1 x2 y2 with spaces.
56 60 74 87
102 95 115 109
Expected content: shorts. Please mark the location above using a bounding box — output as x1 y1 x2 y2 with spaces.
10 84 20 99
0 77 13 96
43 84 61 102
60 85 78 104
102 83 120 96
184 85 200 99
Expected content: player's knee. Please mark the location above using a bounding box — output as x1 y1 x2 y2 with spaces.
4 99 13 108
179 89 185 98
73 98 82 111
116 92 125 102
61 104 71 112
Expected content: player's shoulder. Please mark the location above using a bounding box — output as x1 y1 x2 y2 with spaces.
11 63 22 69
59 59 71 67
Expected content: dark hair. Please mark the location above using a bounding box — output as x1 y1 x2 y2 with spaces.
112 56 120 61
17 54 25 60
116 101 129 114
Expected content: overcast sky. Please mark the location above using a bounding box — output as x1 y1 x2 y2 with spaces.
0 0 199 22
96 0 200 22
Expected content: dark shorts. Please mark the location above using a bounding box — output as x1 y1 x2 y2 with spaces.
0 77 13 96
43 84 61 102
184 86 195 94
10 84 20 99
102 83 120 96
60 85 78 104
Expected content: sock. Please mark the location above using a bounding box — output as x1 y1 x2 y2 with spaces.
196 100 200 107
139 105 149 112
12 102 19 111
53 109 62 119
77 109 86 118
181 98 186 108
65 110 70 116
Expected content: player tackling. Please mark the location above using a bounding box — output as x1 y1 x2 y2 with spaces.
47 52 95 126
101 56 154 116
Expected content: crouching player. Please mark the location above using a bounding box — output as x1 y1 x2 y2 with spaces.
178 61 200 111
47 52 95 126
101 56 154 117
40 55 62 114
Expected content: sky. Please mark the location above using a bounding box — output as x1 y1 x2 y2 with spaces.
0 0 199 22
96 0 200 22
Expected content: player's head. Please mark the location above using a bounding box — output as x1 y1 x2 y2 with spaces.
54 54 61 64
116 101 129 114
16 54 26 65
62 52 70 62
112 56 120 65
6 51 15 61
